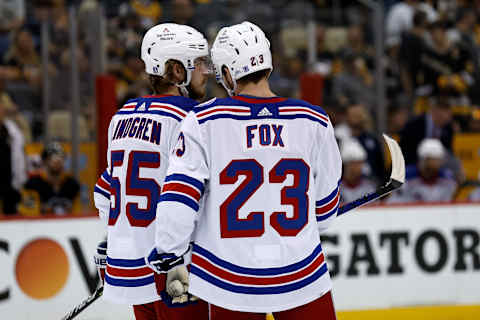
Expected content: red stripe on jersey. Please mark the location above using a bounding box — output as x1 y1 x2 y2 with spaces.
232 96 287 104
191 253 324 286
162 183 201 201
280 108 328 122
106 265 153 278
197 107 250 118
96 177 110 191
150 104 187 117
316 191 339 215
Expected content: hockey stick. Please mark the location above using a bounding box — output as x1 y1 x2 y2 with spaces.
338 134 406 216
61 286 103 320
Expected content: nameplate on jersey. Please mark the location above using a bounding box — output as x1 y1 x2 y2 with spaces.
243 121 288 151
112 116 161 145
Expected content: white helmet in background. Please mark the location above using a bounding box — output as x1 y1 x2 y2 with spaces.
211 21 273 96
417 138 445 159
141 23 208 95
341 139 367 163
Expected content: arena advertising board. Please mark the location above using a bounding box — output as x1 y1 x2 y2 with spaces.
0 204 479 319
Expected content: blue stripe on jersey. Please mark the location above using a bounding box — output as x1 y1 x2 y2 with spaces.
105 274 154 287
316 203 339 222
116 110 182 122
315 181 341 206
94 186 109 199
101 170 111 183
107 257 147 268
159 193 199 212
164 174 204 194
192 243 323 276
190 263 328 295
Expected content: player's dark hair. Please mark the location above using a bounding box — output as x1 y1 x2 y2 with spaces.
148 60 184 94
237 69 270 86
412 10 428 28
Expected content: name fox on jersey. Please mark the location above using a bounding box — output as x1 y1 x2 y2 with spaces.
245 123 285 149
112 117 162 145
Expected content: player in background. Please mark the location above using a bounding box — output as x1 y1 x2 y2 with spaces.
93 23 210 320
145 21 341 320
339 139 376 204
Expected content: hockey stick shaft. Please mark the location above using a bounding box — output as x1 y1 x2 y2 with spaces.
61 286 103 320
338 179 402 216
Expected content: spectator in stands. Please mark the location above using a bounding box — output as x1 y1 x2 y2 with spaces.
1 28 40 86
335 104 386 183
21 142 80 215
399 10 428 99
119 0 162 29
399 95 454 166
332 50 375 108
340 139 376 204
0 0 25 58
113 49 149 101
386 0 437 47
421 20 474 99
339 24 374 70
0 96 26 214
388 138 457 203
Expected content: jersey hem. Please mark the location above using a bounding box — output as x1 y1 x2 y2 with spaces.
189 285 332 313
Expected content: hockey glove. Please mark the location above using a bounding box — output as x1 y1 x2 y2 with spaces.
159 265 199 307
145 247 185 273
94 240 107 283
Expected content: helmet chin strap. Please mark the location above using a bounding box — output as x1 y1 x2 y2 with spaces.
176 83 190 97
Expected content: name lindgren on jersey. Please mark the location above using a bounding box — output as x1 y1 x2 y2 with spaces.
154 94 343 312
94 95 197 305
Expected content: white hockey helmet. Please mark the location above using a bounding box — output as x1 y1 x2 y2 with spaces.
417 138 445 159
341 139 367 163
141 23 209 95
211 21 273 96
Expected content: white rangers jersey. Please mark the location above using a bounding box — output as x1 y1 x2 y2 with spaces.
154 95 342 312
387 165 457 203
340 179 376 204
93 95 197 305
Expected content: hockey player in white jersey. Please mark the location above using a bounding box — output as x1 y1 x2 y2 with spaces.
145 21 341 320
93 23 210 320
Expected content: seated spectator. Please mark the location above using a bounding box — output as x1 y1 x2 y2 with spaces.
400 96 454 166
1 28 40 87
20 142 80 215
335 104 387 183
388 139 457 203
0 96 26 214
332 50 375 108
340 139 376 204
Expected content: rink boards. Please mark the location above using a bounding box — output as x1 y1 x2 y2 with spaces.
0 203 479 319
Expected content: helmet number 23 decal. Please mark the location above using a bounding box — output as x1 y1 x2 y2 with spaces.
250 54 264 67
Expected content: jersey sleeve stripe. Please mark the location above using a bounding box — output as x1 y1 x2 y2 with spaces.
192 243 323 276
96 176 110 191
315 190 339 215
106 265 153 278
159 193 200 212
101 171 111 183
315 201 339 222
162 182 202 201
107 257 147 267
94 186 109 199
105 274 154 287
315 182 340 206
164 174 205 194
190 262 328 295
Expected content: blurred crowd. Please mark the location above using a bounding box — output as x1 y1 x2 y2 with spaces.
0 0 480 215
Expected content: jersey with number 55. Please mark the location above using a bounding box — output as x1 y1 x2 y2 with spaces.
154 95 342 312
94 95 197 305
